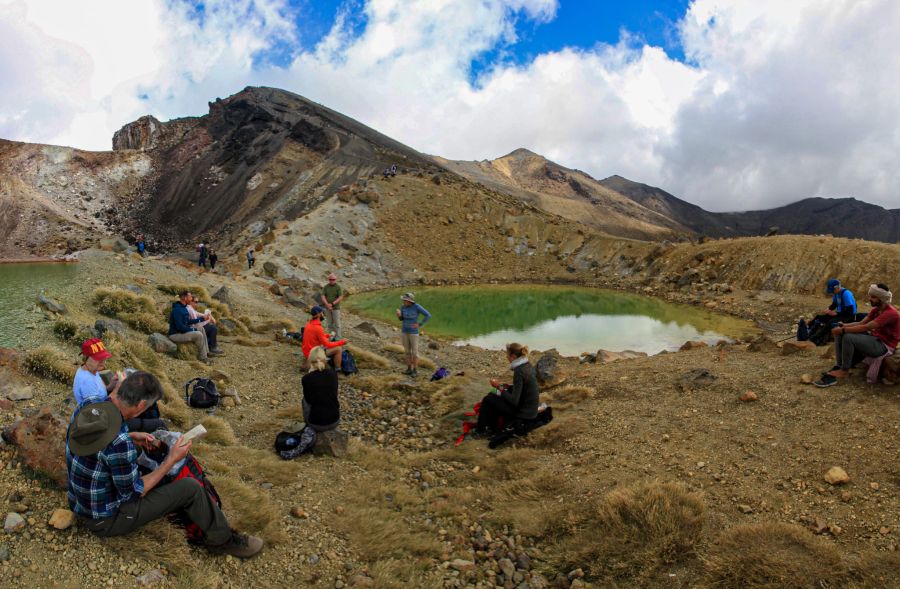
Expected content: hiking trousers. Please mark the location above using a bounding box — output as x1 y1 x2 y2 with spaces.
169 330 209 360
835 332 887 370
84 478 232 546
324 308 341 339
476 394 518 433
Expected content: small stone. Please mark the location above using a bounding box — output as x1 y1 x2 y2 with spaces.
739 391 759 403
880 527 891 535
869 482 880 491
0 545 8 562
738 504 753 514
800 374 814 384
335 581 345 589
335 506 345 515
308 554 320 565
136 569 166 586
291 507 309 519
450 559 475 572
824 466 850 485
499 558 516 578
4 512 25 533
472 466 481 474
260 482 273 490
48 509 75 530
841 491 853 502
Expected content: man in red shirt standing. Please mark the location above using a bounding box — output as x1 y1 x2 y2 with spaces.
302 306 347 372
816 283 898 387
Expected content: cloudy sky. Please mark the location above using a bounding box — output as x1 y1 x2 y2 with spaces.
1 0 898 212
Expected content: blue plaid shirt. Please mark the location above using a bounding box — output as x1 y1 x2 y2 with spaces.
66 398 144 520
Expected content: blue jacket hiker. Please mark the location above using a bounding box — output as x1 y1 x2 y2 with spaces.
396 292 431 378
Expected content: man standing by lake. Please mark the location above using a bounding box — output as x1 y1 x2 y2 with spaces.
320 273 344 338
396 292 431 378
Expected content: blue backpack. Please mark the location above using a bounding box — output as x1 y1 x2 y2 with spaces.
329 350 358 375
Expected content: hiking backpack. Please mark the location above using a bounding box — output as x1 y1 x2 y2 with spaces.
184 377 220 408
328 350 358 375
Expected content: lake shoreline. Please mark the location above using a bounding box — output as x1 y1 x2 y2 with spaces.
0 257 78 265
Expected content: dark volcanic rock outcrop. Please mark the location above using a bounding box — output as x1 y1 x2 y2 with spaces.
132 87 440 243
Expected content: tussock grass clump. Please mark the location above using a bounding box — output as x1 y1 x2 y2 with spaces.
417 356 437 371
704 522 847 589
347 344 392 369
24 346 76 383
121 340 161 372
551 481 705 582
848 550 900 588
198 416 238 446
118 311 168 335
249 318 297 334
156 283 212 302
231 336 273 347
52 318 83 343
174 343 197 361
93 287 156 316
209 476 285 543
157 378 191 428
429 381 465 417
526 416 588 449
194 445 302 486
543 385 593 410
382 343 405 354
106 520 223 589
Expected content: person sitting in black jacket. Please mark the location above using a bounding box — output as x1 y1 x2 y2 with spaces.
475 343 540 435
301 346 340 432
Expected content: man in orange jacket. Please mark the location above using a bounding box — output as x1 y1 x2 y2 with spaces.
302 306 347 372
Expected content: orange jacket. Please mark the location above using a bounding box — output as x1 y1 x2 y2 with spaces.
302 318 346 357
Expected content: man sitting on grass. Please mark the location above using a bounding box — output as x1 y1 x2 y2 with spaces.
66 371 263 557
168 290 223 362
302 306 347 372
815 283 899 387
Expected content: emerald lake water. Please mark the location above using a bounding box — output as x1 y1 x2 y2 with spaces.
0 263 80 347
346 285 756 356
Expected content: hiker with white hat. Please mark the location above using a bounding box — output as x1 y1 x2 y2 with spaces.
66 371 263 558
320 273 344 338
816 283 899 387
396 292 431 378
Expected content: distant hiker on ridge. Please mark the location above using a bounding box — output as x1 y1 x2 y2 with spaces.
396 292 431 378
247 248 255 269
815 283 899 387
197 243 208 268
209 249 218 270
320 273 344 338
136 235 146 257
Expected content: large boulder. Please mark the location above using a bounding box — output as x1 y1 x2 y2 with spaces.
282 288 307 308
1 408 68 488
312 429 349 458
95 318 127 340
354 321 382 337
212 286 233 306
535 351 562 387
883 351 900 383
596 349 648 364
148 333 177 354
781 340 817 355
263 261 279 279
37 294 67 315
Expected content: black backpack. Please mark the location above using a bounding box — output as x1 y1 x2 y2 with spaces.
184 377 220 408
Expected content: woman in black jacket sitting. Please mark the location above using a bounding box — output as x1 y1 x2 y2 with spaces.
301 346 340 431
476 343 540 434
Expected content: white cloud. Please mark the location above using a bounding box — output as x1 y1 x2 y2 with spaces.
1 0 899 211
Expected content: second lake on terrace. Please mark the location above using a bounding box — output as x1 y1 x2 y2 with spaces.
345 285 757 357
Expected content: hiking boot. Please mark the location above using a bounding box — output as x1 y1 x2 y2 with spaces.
402 368 413 376
813 374 838 388
208 531 264 559
208 349 226 357
410 369 418 378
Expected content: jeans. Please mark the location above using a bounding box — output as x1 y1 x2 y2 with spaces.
203 323 218 350
169 330 209 360
84 478 231 546
835 332 887 370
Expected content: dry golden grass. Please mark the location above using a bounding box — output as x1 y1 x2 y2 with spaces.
198 416 238 446
525 415 588 449
156 283 212 302
249 318 297 334
429 381 465 417
51 318 80 343
174 343 197 361
118 311 168 334
93 287 156 316
703 522 847 588
549 481 705 582
194 445 302 487
23 345 77 383
106 520 223 589
542 384 593 410
157 377 192 428
120 339 162 372
347 344 392 369
275 406 304 419
207 476 285 543
417 356 437 371
382 343 405 354
848 550 900 588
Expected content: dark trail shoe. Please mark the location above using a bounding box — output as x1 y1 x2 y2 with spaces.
813 374 838 388
208 532 264 559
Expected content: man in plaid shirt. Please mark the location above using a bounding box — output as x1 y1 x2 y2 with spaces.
66 371 263 558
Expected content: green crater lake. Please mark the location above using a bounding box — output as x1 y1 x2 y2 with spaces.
0 263 80 348
346 285 756 357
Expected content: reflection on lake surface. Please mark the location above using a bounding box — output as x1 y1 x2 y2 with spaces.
0 263 79 347
346 284 756 357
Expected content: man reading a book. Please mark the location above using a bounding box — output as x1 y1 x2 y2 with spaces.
66 371 263 558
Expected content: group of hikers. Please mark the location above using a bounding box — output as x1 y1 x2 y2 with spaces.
799 280 899 387
196 243 219 269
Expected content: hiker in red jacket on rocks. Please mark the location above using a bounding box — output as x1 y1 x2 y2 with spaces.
302 306 347 372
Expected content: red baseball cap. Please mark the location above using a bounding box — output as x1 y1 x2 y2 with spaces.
81 338 112 361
